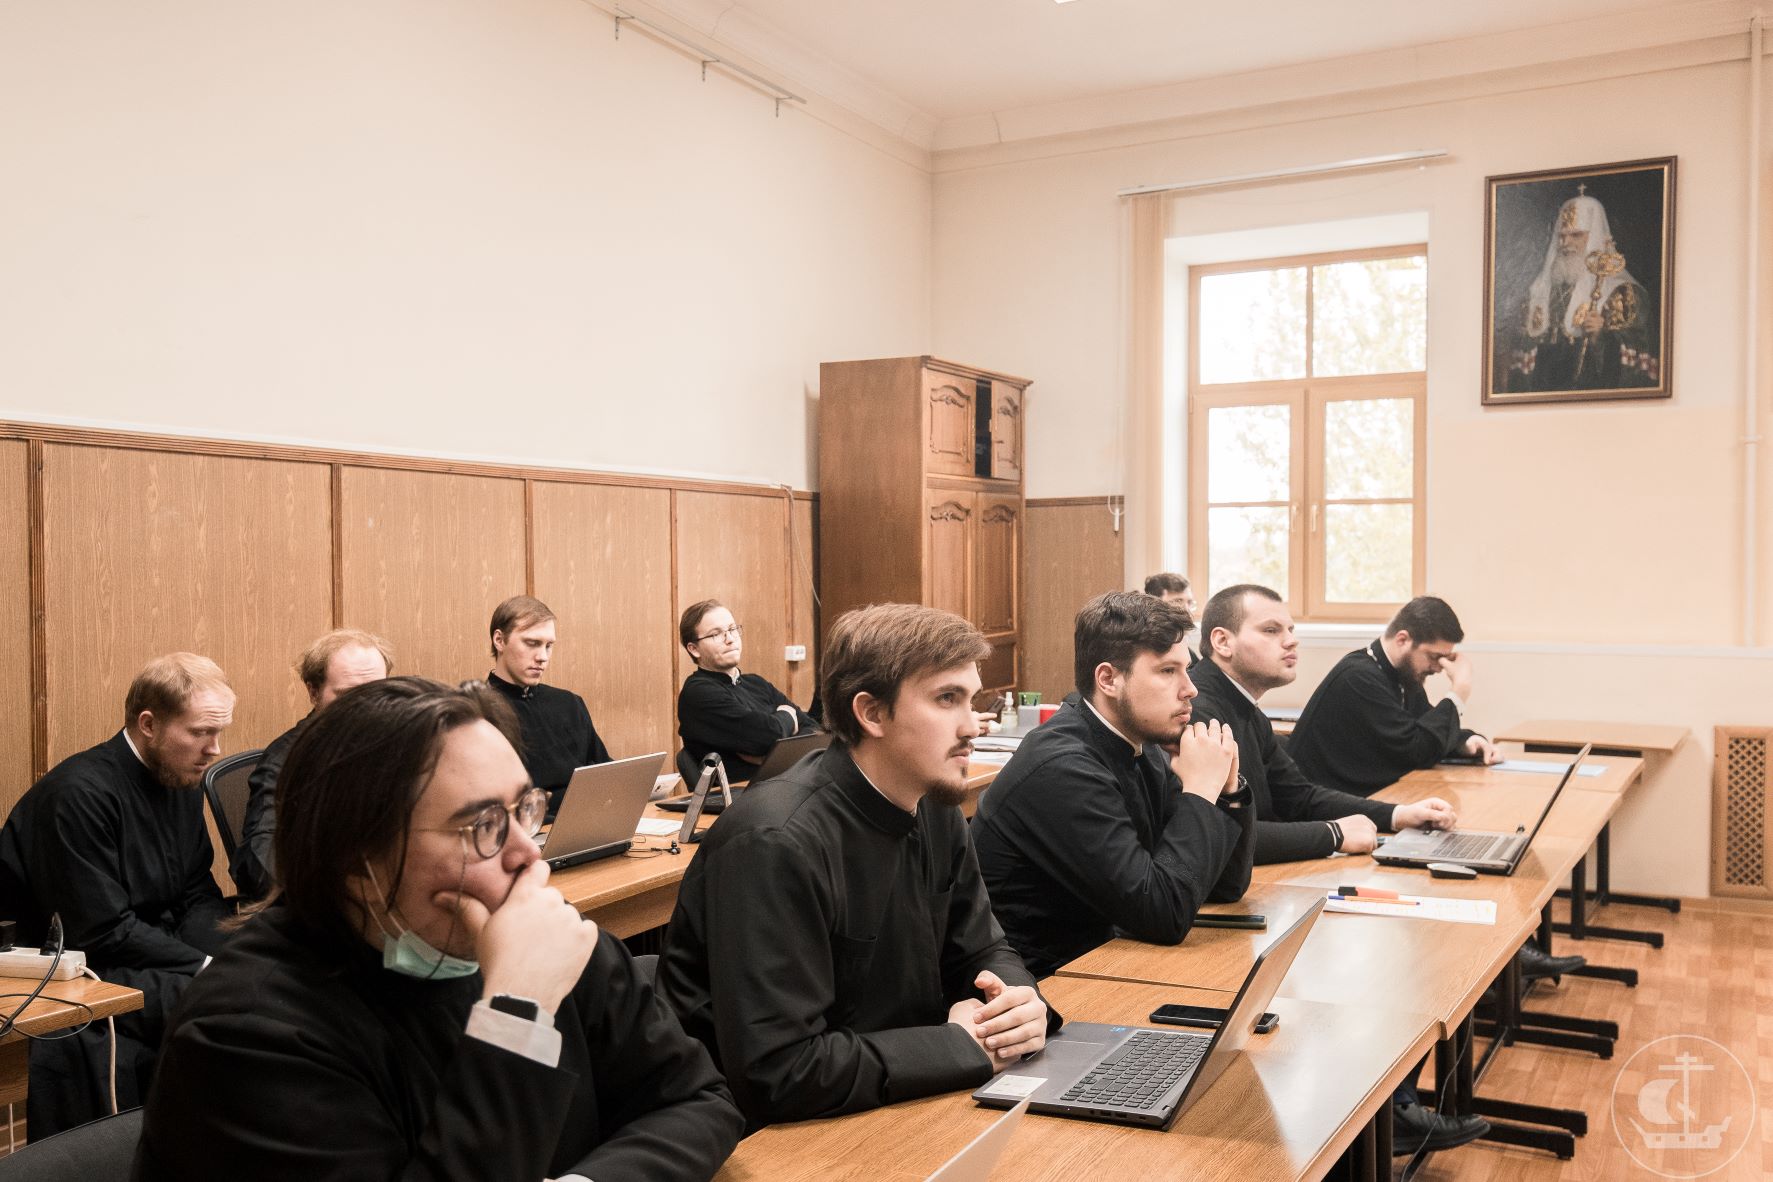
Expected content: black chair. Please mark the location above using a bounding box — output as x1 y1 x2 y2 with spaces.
200 748 263 863
674 748 700 789
0 1109 142 1179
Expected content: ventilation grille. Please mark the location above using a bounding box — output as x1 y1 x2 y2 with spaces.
1713 728 1772 898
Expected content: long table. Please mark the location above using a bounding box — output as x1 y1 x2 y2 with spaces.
0 976 143 1131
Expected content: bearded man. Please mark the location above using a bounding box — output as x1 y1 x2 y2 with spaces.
1508 188 1659 392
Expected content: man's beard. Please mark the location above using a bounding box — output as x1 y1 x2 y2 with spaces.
927 782 970 808
141 742 200 790
1550 250 1591 296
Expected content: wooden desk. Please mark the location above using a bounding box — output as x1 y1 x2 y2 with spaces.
557 764 1003 935
1416 752 1642 796
717 977 1436 1182
0 977 143 1115
1493 720 1689 757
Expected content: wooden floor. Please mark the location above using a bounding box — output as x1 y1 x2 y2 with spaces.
1409 897 1773 1181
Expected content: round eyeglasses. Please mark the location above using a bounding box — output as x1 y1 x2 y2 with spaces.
423 787 550 860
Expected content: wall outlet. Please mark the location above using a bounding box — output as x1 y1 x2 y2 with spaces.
785 645 808 662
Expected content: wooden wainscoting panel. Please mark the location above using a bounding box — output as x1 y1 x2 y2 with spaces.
338 467 526 685
40 445 332 764
674 492 791 699
531 482 675 760
1023 500 1125 703
787 496 819 709
0 443 32 819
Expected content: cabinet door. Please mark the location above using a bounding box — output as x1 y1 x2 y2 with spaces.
924 491 973 620
972 494 1019 634
924 371 976 477
990 384 1023 482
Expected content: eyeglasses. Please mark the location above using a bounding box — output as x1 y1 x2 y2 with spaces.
420 787 550 860
696 623 743 643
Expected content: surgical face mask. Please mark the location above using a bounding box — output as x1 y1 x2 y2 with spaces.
362 860 479 981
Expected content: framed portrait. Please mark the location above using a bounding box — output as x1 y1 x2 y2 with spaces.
1482 156 1675 406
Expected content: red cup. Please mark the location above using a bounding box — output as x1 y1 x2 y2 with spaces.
1038 703 1060 725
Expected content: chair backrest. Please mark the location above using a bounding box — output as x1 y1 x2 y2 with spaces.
0 1108 142 1180
202 748 264 860
674 748 700 787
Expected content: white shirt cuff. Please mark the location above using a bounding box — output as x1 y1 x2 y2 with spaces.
466 1000 562 1068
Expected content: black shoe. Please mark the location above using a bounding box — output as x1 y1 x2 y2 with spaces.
1517 941 1585 982
1391 1102 1491 1154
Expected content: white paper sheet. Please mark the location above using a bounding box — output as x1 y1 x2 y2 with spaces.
1323 892 1497 925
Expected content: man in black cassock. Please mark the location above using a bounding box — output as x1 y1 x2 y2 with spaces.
1287 596 1500 798
971 591 1253 979
136 677 742 1180
0 653 236 1134
482 595 611 809
233 628 392 901
676 598 816 778
658 603 1051 1127
1187 584 1457 865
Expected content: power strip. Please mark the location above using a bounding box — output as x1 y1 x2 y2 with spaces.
0 948 87 981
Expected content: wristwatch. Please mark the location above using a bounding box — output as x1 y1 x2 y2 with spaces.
488 994 541 1022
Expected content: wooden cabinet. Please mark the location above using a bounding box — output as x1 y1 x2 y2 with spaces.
820 357 1030 703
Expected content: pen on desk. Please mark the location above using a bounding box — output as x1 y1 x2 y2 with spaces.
1338 886 1401 899
1333 894 1419 906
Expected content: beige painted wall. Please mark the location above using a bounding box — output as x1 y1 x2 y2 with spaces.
936 52 1773 896
0 0 933 489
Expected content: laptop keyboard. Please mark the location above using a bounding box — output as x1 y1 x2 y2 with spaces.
1432 832 1504 860
1060 1030 1208 1110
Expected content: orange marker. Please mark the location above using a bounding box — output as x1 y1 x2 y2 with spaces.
1338 886 1401 900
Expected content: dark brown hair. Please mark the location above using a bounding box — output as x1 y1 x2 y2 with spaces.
123 652 233 727
679 599 726 648
1198 584 1283 649
272 676 521 949
1386 596 1464 645
1074 591 1193 700
1142 571 1190 597
489 595 556 658
820 604 990 746
297 629 394 696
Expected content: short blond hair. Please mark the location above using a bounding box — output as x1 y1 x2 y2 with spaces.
123 653 234 726
297 629 394 696
490 596 556 658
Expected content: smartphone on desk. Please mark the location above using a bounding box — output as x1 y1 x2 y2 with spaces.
1192 913 1266 930
1150 1003 1278 1034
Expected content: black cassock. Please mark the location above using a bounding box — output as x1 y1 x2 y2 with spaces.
657 741 1051 1127
1287 639 1477 798
0 732 229 1133
135 907 743 1180
676 667 816 775
485 674 611 804
232 712 309 902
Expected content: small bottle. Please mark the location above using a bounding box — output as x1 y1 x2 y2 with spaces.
1001 691 1016 730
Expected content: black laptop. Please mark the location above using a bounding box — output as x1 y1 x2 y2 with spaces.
971 898 1324 1130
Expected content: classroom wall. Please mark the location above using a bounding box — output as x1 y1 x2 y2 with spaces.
937 45 1773 898
0 0 933 490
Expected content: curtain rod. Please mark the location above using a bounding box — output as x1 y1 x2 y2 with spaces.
611 7 806 112
1117 150 1449 197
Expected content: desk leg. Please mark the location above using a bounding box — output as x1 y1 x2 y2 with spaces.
1556 826 1667 948
1593 823 1683 914
1551 854 1641 985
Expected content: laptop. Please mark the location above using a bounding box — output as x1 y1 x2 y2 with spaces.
539 752 667 869
971 897 1324 1130
747 729 832 782
926 1098 1029 1181
1372 743 1591 875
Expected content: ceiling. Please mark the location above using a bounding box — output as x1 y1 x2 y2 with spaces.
706 0 1691 122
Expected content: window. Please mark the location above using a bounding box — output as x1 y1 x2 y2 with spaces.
1188 246 1426 621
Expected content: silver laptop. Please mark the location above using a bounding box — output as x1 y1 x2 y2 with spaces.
1372 743 1590 875
971 898 1324 1130
540 752 666 869
927 1098 1029 1181
748 729 831 782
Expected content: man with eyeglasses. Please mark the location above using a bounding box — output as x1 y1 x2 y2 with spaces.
136 677 744 1180
676 599 816 777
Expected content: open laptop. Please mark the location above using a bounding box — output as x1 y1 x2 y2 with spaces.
539 752 667 869
748 729 832 782
926 1098 1029 1181
1372 743 1591 875
972 897 1324 1131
